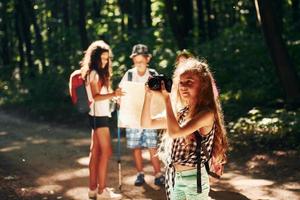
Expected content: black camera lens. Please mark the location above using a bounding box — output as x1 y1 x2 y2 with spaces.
147 75 172 93
148 77 161 90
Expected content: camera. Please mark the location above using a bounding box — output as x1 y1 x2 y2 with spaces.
147 74 173 93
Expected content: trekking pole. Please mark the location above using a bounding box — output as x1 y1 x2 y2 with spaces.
116 109 122 191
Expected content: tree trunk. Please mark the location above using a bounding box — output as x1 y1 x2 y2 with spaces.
204 0 213 40
291 0 300 30
44 0 60 71
92 0 100 19
1 0 10 66
14 4 25 73
118 0 126 35
24 0 46 71
18 0 35 78
180 0 194 38
272 0 283 33
230 1 236 26
197 0 206 41
127 0 134 31
211 5 218 37
145 0 152 27
78 0 88 50
63 0 70 27
134 0 143 29
165 0 185 49
256 0 300 104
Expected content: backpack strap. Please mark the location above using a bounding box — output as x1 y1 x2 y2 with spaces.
194 132 203 193
127 69 157 82
127 71 133 81
207 162 221 179
197 132 222 180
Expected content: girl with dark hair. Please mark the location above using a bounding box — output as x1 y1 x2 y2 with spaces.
80 40 123 200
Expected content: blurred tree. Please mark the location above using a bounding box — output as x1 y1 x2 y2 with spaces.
24 0 46 71
0 0 299 118
63 0 70 27
256 0 300 104
204 0 214 39
180 0 194 36
196 0 206 42
291 0 300 30
145 0 152 27
165 0 194 48
14 2 25 74
0 0 10 67
118 0 134 31
134 0 143 29
78 0 88 49
92 0 104 19
16 0 35 78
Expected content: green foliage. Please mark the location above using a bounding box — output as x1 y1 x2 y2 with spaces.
198 25 284 105
228 107 300 150
0 73 75 121
0 0 299 151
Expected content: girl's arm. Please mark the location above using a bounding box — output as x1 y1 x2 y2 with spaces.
140 87 167 129
161 82 214 139
90 74 124 101
165 96 214 138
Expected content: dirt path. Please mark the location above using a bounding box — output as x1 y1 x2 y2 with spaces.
0 111 299 200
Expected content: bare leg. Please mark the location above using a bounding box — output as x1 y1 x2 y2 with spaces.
89 130 99 190
94 127 112 193
149 148 161 175
133 148 143 172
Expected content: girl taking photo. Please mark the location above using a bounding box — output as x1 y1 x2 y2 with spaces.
141 58 228 200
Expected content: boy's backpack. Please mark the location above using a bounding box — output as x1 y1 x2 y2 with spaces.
69 69 91 113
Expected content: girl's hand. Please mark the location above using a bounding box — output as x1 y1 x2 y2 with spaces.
186 133 196 141
144 84 152 93
114 88 125 97
144 84 154 97
160 81 169 99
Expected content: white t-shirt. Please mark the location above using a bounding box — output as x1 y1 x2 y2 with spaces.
86 70 111 117
119 67 158 87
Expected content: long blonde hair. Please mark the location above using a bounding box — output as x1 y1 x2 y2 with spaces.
173 58 228 161
163 58 228 163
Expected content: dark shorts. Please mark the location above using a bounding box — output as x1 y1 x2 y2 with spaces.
88 115 110 129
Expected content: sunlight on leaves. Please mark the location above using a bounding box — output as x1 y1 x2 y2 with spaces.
228 107 300 149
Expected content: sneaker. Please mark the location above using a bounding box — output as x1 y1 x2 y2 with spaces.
96 188 122 200
134 173 145 186
88 189 97 199
154 174 165 186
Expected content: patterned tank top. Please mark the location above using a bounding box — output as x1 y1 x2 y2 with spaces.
171 107 215 167
165 107 215 200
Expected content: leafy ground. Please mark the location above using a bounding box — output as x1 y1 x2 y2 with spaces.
0 110 299 200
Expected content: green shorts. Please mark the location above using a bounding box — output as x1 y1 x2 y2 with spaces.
171 167 210 200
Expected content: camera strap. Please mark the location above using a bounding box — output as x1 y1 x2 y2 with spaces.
127 71 133 81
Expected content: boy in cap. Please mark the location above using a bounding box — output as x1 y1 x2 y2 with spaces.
119 44 165 186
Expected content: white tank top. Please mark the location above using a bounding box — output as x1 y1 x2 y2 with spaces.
86 70 111 117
